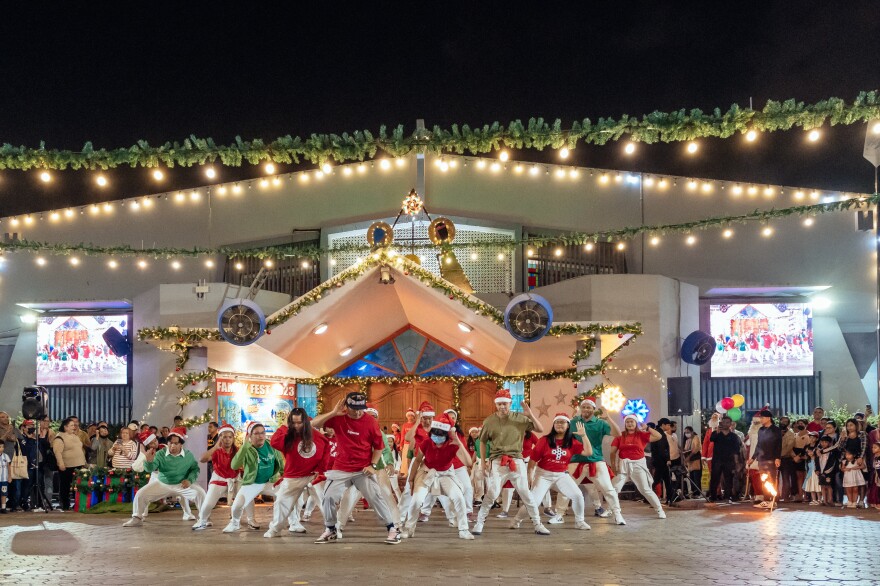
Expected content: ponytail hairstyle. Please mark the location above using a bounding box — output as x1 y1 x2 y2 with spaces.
284 408 314 454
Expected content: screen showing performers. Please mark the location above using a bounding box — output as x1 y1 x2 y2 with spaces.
709 303 813 377
36 314 130 385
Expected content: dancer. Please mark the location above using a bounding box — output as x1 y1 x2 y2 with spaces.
222 421 284 533
123 427 205 527
399 408 418 476
567 398 626 525
610 414 666 518
399 402 435 522
264 408 330 537
512 413 592 530
192 424 240 530
402 413 474 539
311 391 401 545
472 389 550 536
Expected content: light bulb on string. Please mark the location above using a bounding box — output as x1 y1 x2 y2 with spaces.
39 171 52 183
64 208 74 218
321 162 333 174
761 226 774 237
96 175 108 187
624 142 636 155
558 147 570 159
686 235 697 245
499 150 509 162
686 141 698 154
264 162 276 174
529 165 539 176
807 129 821 142
745 129 758 142
803 217 815 227
722 229 734 239
380 159 392 170
873 121 880 135
204 166 216 179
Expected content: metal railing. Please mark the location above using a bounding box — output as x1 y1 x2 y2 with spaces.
526 242 628 289
222 255 321 298
700 372 821 417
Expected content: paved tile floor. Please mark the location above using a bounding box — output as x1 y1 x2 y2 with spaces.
1 500 878 585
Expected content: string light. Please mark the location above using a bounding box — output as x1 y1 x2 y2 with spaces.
395 158 406 168
624 142 636 155
137 259 148 269
190 191 201 201
701 182 712 193
35 257 46 266
762 226 774 237
644 176 654 187
264 259 274 268
69 257 80 266
803 217 815 227
747 185 758 196
745 129 758 142
64 208 74 218
107 259 118 269
24 215 33 225
259 178 269 188
475 160 486 170
152 169 164 181
873 121 880 135
490 162 501 172
584 243 594 251
175 191 185 202
170 260 181 270
555 168 566 178
686 141 698 154
497 253 505 261
687 180 697 190
616 242 625 251
499 150 509 162
686 235 697 245
10 217 19 227
650 236 660 246
96 174 108 187
234 262 244 270
559 147 570 159
39 171 52 183
569 169 579 178
49 211 60 221
264 162 276 174
322 162 333 174
528 165 539 176
380 159 392 170
205 259 215 268
343 166 353 176
204 166 216 179
732 184 743 195
722 229 734 239
764 187 774 196
807 129 821 142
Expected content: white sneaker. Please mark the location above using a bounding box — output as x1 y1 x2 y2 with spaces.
458 530 475 540
657 509 667 519
123 516 143 527
263 529 280 538
314 528 338 544
534 523 551 535
613 512 626 525
509 518 523 529
472 520 484 535
400 528 411 539
448 519 456 527
182 513 196 521
385 526 401 544
222 522 240 533
192 522 208 531
288 523 307 533
595 508 610 518
547 514 564 525
574 520 591 530
246 520 261 530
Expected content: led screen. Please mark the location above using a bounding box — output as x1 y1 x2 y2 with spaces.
36 314 130 385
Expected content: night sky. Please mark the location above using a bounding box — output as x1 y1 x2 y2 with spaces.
1 2 879 215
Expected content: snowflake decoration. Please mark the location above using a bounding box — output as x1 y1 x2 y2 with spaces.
621 399 650 423
600 386 626 412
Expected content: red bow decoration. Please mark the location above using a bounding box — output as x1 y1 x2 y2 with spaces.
499 455 517 471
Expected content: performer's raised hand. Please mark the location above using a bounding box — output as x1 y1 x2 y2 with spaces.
145 446 157 462
574 421 586 438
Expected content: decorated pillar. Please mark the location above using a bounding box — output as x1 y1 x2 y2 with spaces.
574 337 603 404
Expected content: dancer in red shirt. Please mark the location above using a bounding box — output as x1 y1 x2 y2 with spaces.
610 414 666 518
512 413 592 530
264 408 330 538
193 424 241 530
402 414 474 540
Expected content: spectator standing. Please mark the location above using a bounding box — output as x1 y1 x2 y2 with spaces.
747 409 782 510
90 424 113 466
10 421 39 511
37 416 56 507
821 420 842 505
836 418 867 507
778 417 797 502
806 407 825 433
792 420 811 502
53 417 87 511
109 427 139 469
708 415 742 503
651 418 674 505
682 425 702 497
868 440 880 510
816 435 838 506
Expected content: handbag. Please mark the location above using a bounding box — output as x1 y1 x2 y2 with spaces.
11 442 29 480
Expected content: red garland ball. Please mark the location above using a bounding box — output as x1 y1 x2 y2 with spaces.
618 333 624 338
176 367 181 371
266 330 271 335
178 337 185 343
404 271 409 276
108 470 114 476
607 358 613 363
191 381 197 386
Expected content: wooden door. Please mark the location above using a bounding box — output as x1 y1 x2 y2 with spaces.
368 381 455 432
459 380 498 432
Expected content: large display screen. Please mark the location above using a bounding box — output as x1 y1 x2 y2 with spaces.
36 315 130 385
709 303 813 377
215 378 296 435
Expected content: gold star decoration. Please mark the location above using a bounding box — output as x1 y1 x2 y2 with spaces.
536 398 551 418
554 390 568 405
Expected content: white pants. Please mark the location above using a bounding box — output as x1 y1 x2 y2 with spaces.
321 470 395 528
196 478 241 525
404 469 469 535
471 465 485 501
270 476 319 533
558 461 620 515
338 468 400 528
612 458 663 512
476 459 540 526
302 481 325 518
515 469 584 522
229 482 275 525
131 480 205 519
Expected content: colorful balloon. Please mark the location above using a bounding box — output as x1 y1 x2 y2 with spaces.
727 407 742 421
715 400 728 414
720 397 734 410
731 394 745 408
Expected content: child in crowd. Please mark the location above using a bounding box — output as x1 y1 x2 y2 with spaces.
803 440 820 505
870 442 880 510
816 435 838 507
0 443 9 513
841 448 866 509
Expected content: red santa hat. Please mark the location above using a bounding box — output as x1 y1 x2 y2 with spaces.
579 398 597 408
468 426 480 434
405 407 416 417
365 403 379 417
245 421 263 436
168 426 188 441
552 412 571 423
494 388 512 404
430 413 453 433
138 429 157 446
216 424 235 436
623 414 639 426
418 401 435 417
443 408 458 419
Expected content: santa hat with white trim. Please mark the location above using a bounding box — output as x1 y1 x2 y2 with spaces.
138 429 157 447
494 388 512 404
168 426 188 442
418 401 435 417
553 412 571 423
430 413 453 433
245 420 263 436
365 403 379 418
216 423 235 436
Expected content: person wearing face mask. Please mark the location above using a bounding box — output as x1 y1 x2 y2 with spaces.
682 426 702 498
123 427 205 527
401 413 474 540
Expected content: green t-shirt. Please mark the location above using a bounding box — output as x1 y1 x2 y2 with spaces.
479 412 533 460
570 415 610 463
254 442 275 484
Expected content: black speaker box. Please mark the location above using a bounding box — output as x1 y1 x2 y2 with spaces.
667 377 693 416
102 327 131 357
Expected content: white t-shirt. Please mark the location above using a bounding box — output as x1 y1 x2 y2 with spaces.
0 452 10 483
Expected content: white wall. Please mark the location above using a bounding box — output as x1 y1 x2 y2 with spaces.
812 316 871 411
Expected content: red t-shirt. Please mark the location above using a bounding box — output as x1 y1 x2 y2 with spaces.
270 425 330 478
210 446 241 480
806 421 823 433
531 436 583 472
611 431 652 460
419 438 459 471
410 425 430 456
324 414 384 472
522 432 538 461
451 430 467 469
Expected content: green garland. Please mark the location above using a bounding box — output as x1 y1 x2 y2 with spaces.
3 91 879 171
176 367 218 390
6 194 876 262
571 384 609 408
182 409 213 428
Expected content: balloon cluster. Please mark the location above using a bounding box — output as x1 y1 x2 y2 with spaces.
716 393 745 421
